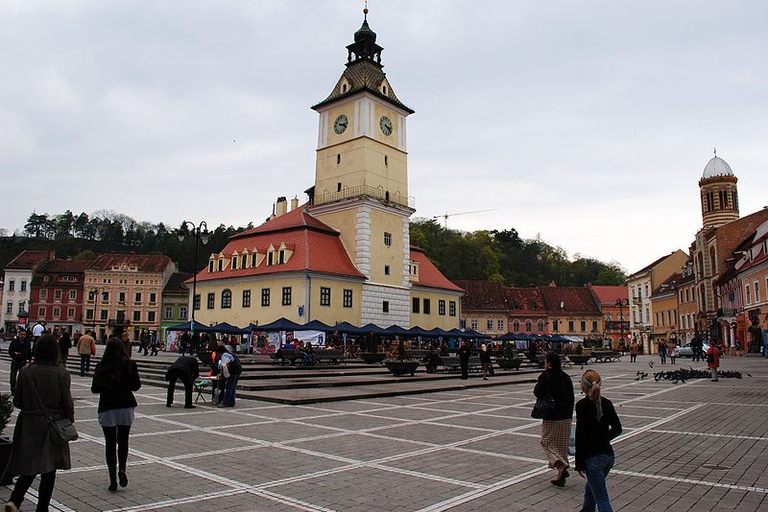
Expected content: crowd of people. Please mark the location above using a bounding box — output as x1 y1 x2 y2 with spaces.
4 322 737 511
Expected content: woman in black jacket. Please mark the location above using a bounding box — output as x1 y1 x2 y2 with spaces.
91 338 141 491
533 351 574 487
575 369 622 512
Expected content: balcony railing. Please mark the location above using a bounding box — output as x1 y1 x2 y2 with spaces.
314 185 415 209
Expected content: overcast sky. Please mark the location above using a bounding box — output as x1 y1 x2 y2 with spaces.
2 1 767 274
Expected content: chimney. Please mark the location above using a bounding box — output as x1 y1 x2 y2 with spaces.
275 196 288 217
290 196 299 211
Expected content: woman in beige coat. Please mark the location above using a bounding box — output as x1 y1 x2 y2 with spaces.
4 335 74 512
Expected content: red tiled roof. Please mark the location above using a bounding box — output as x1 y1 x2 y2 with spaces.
89 253 173 273
37 259 93 273
714 208 768 277
194 210 365 283
231 205 337 239
589 285 628 305
538 286 601 314
6 250 51 270
411 247 465 293
505 287 545 312
454 280 506 309
164 272 193 294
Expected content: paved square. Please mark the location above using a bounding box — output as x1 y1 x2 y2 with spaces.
1 355 767 511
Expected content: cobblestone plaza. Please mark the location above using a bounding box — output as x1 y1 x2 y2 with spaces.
1 355 767 511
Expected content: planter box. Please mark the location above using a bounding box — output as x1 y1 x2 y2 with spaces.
359 352 387 364
568 355 592 365
496 358 523 370
384 360 420 376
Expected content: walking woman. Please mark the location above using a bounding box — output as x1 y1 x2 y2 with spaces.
91 338 141 491
533 351 574 487
479 343 492 380
575 369 623 512
4 335 74 512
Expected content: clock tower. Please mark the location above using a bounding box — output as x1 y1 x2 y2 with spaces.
309 9 415 326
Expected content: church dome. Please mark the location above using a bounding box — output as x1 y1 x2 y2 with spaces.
702 156 734 179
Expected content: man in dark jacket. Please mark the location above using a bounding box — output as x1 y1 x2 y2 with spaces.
8 329 32 393
458 340 471 380
165 356 199 408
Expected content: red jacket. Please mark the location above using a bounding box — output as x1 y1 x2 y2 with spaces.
706 344 720 369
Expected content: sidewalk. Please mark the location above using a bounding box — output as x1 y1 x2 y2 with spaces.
0 355 766 511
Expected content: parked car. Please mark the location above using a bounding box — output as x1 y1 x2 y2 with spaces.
672 342 710 358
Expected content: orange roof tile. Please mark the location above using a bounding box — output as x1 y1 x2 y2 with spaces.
411 247 464 293
194 208 365 283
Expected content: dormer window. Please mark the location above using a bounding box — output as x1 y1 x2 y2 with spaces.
251 253 258 267
342 83 348 93
278 250 285 264
231 258 238 270
208 260 214 272
267 252 274 266
382 85 387 95
217 259 223 272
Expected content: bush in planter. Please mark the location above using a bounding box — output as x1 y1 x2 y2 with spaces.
574 342 584 355
0 393 13 438
0 393 14 485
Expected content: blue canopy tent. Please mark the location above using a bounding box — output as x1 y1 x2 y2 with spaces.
211 322 245 334
331 321 368 335
385 324 411 338
251 317 304 332
301 319 334 332
166 320 212 332
360 323 390 336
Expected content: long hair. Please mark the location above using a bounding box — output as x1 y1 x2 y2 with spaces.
581 369 603 420
33 334 61 365
94 338 130 385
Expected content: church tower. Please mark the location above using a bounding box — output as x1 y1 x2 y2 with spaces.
699 152 739 229
308 9 415 326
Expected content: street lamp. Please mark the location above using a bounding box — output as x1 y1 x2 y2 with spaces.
615 298 629 350
177 220 210 343
89 287 106 339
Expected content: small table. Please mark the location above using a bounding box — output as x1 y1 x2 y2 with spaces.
194 379 211 403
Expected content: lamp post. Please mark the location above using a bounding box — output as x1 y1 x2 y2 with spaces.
177 221 209 344
89 287 106 339
615 298 629 350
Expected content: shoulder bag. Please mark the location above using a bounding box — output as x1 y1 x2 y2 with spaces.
531 394 556 419
29 375 78 445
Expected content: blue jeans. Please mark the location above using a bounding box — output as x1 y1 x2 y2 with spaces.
223 373 240 406
80 354 91 376
580 452 614 512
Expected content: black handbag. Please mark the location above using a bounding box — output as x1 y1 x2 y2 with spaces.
531 395 556 419
30 376 78 445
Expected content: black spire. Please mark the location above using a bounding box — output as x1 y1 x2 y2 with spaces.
346 6 383 67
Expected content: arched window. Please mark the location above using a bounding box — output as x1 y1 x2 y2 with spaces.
525 321 532 332
537 320 545 332
221 289 232 309
512 321 520 332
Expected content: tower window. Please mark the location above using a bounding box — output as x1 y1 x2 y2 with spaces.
342 84 348 93
384 232 392 246
382 85 387 95
337 154 341 164
383 301 389 313
384 155 388 166
384 265 390 275
337 182 342 192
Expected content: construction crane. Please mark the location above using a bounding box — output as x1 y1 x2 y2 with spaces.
432 209 497 228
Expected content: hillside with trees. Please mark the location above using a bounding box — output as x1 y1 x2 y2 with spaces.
1 211 626 286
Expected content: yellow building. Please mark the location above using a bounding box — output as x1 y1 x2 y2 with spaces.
190 12 463 330
650 273 681 348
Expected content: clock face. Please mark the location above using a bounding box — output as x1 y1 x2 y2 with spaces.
379 115 393 136
333 114 349 134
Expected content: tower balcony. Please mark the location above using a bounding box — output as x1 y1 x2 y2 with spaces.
314 185 415 209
